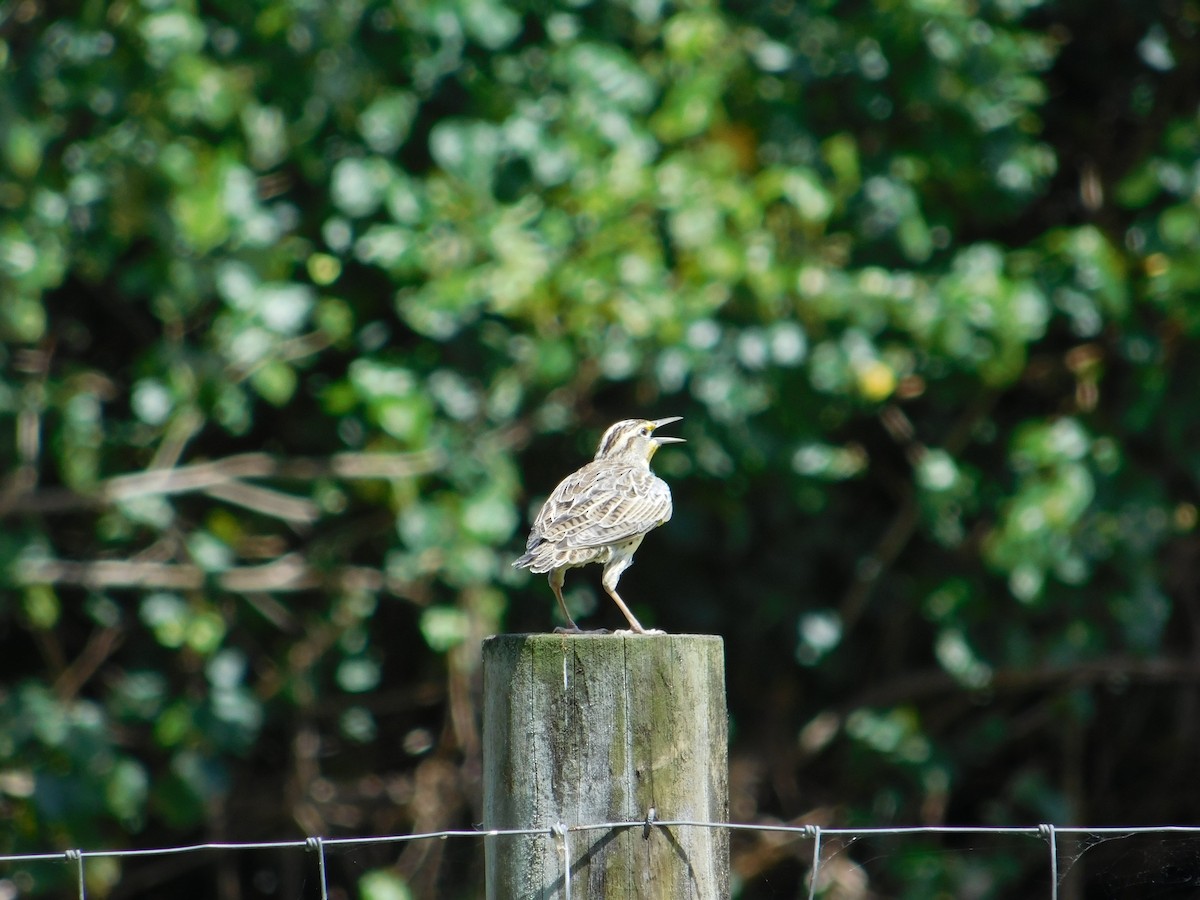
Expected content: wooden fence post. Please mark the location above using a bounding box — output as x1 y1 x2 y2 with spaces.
482 633 729 899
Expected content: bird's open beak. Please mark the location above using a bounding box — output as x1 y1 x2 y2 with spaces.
650 416 685 445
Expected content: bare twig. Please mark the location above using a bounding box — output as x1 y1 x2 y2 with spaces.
0 343 52 517
0 449 445 517
202 482 319 525
842 657 1200 712
837 393 999 631
837 499 920 632
13 554 406 595
240 592 299 631
225 329 334 385
54 626 126 702
147 407 204 472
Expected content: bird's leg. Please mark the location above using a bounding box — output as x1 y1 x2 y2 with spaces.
606 587 648 633
549 569 584 634
601 567 664 635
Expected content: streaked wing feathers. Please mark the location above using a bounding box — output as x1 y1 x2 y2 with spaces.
529 461 673 550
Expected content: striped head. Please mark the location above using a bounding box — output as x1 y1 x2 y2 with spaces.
593 416 685 463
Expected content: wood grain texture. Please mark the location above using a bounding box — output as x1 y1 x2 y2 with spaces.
483 634 729 899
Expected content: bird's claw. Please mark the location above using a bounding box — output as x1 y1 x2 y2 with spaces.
553 625 612 635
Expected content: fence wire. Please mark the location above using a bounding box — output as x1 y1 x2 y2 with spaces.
5 820 1200 899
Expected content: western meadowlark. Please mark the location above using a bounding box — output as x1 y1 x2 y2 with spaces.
513 417 685 634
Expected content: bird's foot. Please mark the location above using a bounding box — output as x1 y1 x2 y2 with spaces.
614 627 667 636
553 625 612 635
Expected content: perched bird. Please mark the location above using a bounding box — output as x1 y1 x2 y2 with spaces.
513 417 685 634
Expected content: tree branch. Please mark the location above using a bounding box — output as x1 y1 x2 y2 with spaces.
54 626 126 702
202 481 319 525
14 554 409 595
837 393 999 631
842 657 1200 712
0 449 445 517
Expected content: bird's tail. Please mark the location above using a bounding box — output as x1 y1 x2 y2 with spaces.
512 539 561 574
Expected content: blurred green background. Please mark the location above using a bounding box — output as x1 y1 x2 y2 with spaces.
3 0 1200 896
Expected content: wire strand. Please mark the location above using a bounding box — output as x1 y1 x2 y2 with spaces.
6 821 1200 865
5 819 1200 900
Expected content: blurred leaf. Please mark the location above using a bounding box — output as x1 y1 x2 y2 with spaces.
419 606 470 653
359 869 412 900
358 91 418 154
429 119 502 186
105 759 149 829
249 359 298 406
22 586 59 630
140 594 189 649
331 157 396 218
336 657 382 693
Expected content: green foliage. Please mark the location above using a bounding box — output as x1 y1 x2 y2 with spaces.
2 0 1199 896
359 869 413 900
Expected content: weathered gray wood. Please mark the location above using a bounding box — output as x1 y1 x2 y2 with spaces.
483 634 728 899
